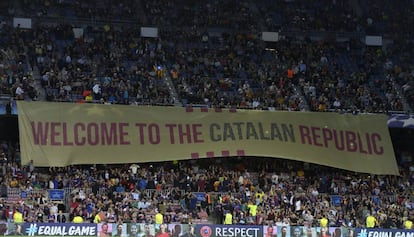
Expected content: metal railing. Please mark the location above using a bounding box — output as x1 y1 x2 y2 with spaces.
5 187 400 210
5 187 186 211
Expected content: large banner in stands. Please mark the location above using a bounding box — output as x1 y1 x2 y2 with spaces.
22 223 97 236
17 101 398 175
355 228 414 237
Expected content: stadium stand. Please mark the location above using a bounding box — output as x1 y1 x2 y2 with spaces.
0 0 413 231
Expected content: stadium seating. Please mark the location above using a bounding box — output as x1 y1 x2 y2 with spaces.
0 0 413 229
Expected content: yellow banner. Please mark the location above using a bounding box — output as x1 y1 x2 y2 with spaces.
17 101 398 175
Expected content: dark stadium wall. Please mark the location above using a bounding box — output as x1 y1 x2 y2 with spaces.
0 115 19 142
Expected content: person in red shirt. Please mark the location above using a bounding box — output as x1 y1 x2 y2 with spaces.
318 227 330 237
155 224 170 237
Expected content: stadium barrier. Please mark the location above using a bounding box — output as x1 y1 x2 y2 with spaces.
0 222 412 237
6 188 186 206
6 188 399 209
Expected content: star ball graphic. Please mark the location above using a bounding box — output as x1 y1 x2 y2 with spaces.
387 114 414 129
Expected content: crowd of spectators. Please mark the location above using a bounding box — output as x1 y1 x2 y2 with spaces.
0 21 36 100
19 0 142 23
0 0 412 112
27 23 173 105
256 0 364 33
352 0 414 112
142 0 259 32
0 141 413 229
4 24 402 112
0 0 413 231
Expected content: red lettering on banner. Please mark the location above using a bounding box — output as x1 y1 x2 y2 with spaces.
135 123 147 144
299 125 311 144
322 128 332 147
178 124 191 144
311 126 323 147
372 133 383 154
62 123 73 146
192 124 204 143
165 124 176 144
148 123 160 144
165 123 204 144
31 121 48 145
30 121 130 146
135 123 160 145
74 123 86 145
298 125 384 155
345 131 357 152
358 133 369 154
101 123 118 145
119 123 130 145
87 123 99 145
50 122 61 145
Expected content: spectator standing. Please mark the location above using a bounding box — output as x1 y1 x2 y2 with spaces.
320 215 328 227
93 81 102 100
15 85 24 100
57 210 66 223
155 211 163 224
366 213 377 228
224 211 232 225
13 209 23 223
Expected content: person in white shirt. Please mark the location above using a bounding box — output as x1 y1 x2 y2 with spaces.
15 84 24 100
93 82 101 100
130 164 139 175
